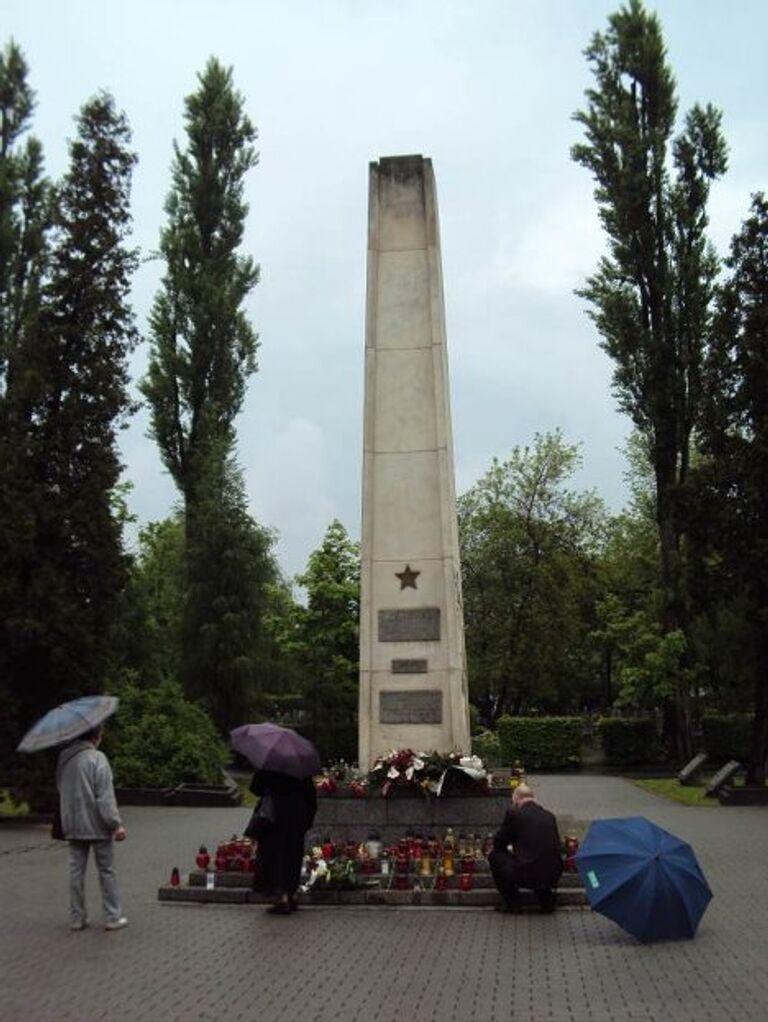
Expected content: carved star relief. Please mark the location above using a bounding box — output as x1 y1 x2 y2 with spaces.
395 564 420 590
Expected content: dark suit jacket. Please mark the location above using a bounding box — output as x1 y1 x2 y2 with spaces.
492 800 563 888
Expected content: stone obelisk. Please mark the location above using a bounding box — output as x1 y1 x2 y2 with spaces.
358 155 470 768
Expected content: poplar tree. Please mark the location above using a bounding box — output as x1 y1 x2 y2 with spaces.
572 0 727 758
0 41 51 400
141 58 263 726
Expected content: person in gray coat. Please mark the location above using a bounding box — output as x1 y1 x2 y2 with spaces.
56 725 127 931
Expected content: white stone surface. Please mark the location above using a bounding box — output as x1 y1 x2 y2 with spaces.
358 155 470 767
372 348 437 451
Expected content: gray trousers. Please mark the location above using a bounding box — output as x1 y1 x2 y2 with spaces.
68 839 122 925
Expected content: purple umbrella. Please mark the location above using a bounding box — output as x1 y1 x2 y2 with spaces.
230 723 321 780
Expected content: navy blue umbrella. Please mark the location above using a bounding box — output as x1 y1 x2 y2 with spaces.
575 816 712 942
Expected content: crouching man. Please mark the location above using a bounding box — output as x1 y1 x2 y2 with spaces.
488 782 562 913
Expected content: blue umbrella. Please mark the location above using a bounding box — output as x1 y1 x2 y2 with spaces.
575 816 713 942
17 695 119 753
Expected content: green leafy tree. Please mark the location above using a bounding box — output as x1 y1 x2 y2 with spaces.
1 88 138 732
294 520 360 761
141 58 263 724
112 514 186 687
592 434 667 712
459 432 606 722
572 0 728 758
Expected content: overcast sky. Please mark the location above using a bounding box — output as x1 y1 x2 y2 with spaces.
5 1 767 579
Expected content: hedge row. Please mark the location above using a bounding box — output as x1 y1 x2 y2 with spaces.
597 717 660 765
496 716 582 769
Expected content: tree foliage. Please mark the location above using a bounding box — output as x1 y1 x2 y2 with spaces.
691 194 768 782
572 0 727 758
293 520 359 760
459 431 606 722
141 57 259 502
182 459 281 731
0 40 51 391
141 58 265 726
102 677 228 788
112 514 186 687
0 73 138 735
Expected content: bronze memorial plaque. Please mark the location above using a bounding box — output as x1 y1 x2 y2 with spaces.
391 659 428 674
378 607 440 642
380 690 442 724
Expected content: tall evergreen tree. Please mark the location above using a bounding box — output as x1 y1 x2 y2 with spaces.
141 57 262 724
694 194 768 783
572 0 727 758
0 40 53 752
1 87 138 730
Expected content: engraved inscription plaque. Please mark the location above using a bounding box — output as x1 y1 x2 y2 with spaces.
380 690 442 724
378 607 440 642
391 659 428 674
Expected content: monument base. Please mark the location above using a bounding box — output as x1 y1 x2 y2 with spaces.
158 868 587 909
312 790 586 845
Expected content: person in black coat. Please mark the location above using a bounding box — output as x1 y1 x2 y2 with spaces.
250 769 318 915
488 783 562 913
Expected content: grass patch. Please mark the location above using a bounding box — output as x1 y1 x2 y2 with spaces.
0 789 30 818
631 778 718 806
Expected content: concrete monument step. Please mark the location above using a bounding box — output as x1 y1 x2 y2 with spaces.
184 868 585 889
158 884 587 909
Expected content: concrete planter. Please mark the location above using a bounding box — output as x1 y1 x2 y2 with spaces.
115 780 241 808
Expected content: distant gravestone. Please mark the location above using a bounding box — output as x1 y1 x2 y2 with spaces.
705 760 742 796
678 752 708 785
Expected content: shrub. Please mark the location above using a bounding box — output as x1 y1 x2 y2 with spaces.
103 679 228 788
701 714 753 762
597 717 661 765
471 729 503 766
496 716 583 769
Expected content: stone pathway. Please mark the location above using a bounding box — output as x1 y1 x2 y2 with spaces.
2 775 767 1021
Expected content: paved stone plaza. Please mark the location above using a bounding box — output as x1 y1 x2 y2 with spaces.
2 775 767 1022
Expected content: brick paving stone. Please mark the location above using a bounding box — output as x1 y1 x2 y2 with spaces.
2 776 767 1021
